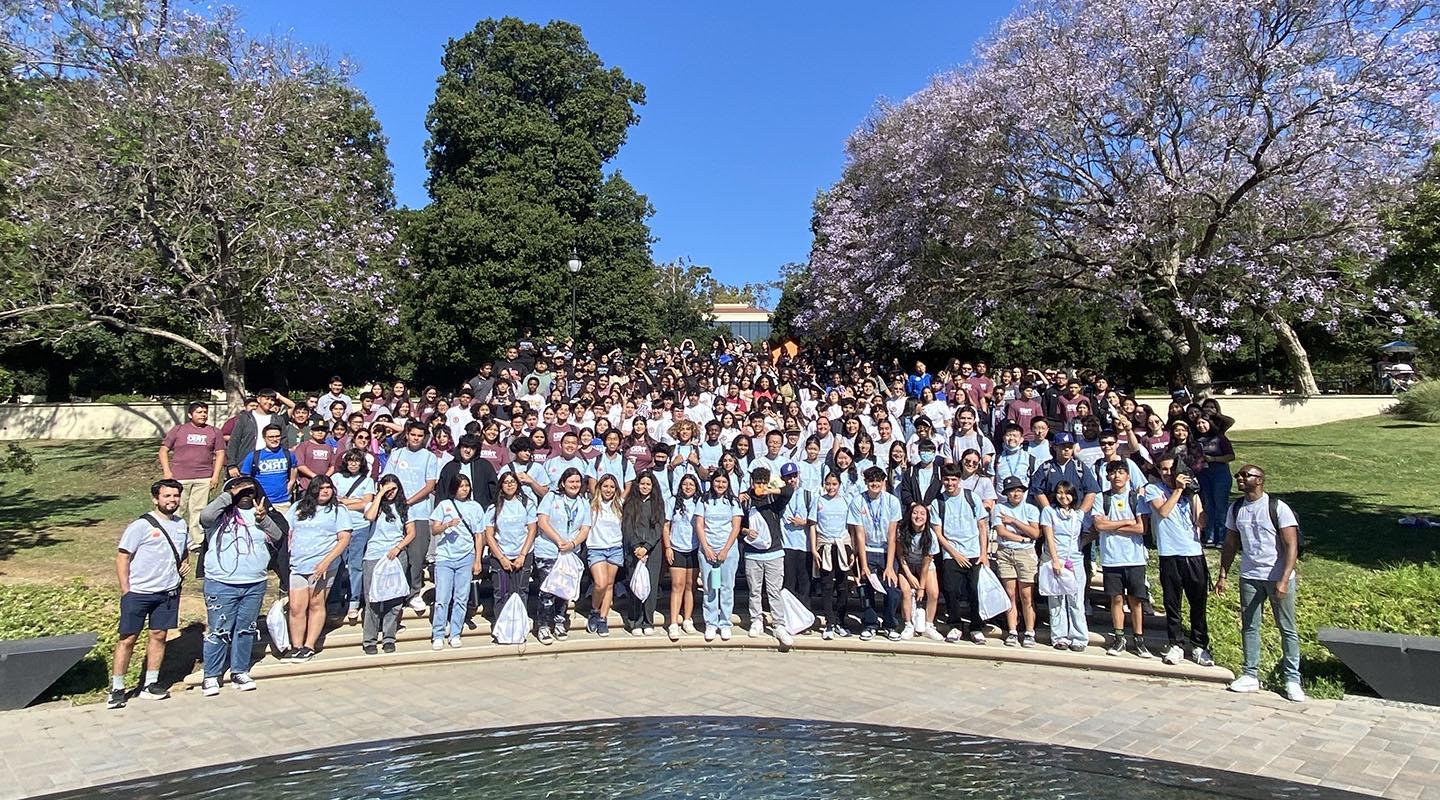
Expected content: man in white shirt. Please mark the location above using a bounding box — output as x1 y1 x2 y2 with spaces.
109 479 188 709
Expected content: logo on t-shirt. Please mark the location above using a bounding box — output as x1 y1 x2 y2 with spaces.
185 433 210 446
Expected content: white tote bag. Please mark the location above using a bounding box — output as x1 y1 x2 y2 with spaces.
540 551 585 601
370 556 410 603
910 592 927 632
493 594 529 645
976 565 1012 620
779 588 816 636
746 509 772 550
1038 562 1082 597
629 555 652 602
265 599 290 653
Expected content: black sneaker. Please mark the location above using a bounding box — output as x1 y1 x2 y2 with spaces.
381 641 396 654
554 623 570 641
106 688 127 709
537 626 555 645
279 648 300 662
859 627 876 641
885 628 902 641
293 647 315 662
362 644 378 655
137 683 170 701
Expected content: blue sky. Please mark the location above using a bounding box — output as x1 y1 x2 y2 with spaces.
231 1 1017 291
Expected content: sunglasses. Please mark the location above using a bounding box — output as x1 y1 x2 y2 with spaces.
1236 471 1262 480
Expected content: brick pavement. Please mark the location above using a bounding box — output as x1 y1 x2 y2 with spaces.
1 650 1438 799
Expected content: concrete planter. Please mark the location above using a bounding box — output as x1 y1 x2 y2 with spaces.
1318 627 1440 705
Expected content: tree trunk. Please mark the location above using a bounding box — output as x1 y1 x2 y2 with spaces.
1130 297 1214 398
220 333 248 414
1263 308 1320 396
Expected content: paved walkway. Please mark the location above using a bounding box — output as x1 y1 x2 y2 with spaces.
2 650 1438 799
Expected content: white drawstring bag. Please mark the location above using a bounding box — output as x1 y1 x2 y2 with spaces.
976 566 1012 620
370 556 409 603
747 509 772 550
910 592 927 632
493 594 529 645
779 588 815 635
629 555 652 602
540 552 584 601
265 599 290 653
1038 562 1082 597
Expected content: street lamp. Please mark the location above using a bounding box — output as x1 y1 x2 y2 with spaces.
566 250 582 337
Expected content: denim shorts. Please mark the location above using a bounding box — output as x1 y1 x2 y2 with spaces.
586 546 624 567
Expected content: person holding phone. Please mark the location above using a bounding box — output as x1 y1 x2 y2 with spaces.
361 475 416 654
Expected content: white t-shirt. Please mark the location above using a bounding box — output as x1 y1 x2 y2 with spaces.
118 514 189 594
251 411 273 450
1225 493 1299 581
589 503 624 549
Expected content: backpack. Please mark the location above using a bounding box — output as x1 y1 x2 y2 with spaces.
934 488 978 523
1228 496 1305 558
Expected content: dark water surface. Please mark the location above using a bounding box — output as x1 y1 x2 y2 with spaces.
41 717 1365 799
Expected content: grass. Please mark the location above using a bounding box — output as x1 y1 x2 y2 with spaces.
1390 380 1440 423
1 417 1437 703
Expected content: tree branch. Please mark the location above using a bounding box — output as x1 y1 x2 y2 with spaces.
89 315 223 365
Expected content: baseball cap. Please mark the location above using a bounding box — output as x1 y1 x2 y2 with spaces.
1051 431 1076 446
780 463 799 478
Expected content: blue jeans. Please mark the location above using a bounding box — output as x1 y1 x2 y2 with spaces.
861 551 901 630
1197 465 1232 545
328 524 372 609
202 579 266 679
432 555 475 639
1239 576 1301 683
700 548 739 630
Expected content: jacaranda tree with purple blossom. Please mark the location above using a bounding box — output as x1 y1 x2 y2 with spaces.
802 0 1439 395
0 0 398 409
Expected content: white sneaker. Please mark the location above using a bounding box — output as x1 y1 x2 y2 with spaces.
1161 644 1183 665
1192 647 1215 667
345 605 360 623
900 624 915 640
704 627 718 642
748 621 763 638
719 627 732 641
1284 681 1307 703
1228 674 1261 693
231 673 257 692
821 626 834 641
666 624 681 641
682 620 698 635
409 597 428 615
945 628 963 643
448 636 462 649
431 638 444 651
630 626 645 637
923 627 945 641
775 627 795 648
201 677 221 697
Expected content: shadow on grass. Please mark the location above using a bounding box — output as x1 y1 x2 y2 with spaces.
0 487 121 560
1282 490 1440 569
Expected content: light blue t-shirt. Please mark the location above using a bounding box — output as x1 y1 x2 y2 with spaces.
485 497 538 559
848 491 902 553
668 496 699 552
797 459 824 492
993 447 1038 491
285 505 352 574
1097 489 1146 567
500 460 549 504
1039 505 1085 561
364 511 409 561
536 491 592 560
381 446 441 518
990 499 1041 550
810 492 851 543
1143 483 1202 557
335 474 376 541
698 495 742 550
544 454 595 490
780 489 814 551
592 451 634 487
929 489 988 560
428 498 485 562
698 442 724 472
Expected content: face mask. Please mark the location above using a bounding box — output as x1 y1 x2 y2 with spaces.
919 451 936 465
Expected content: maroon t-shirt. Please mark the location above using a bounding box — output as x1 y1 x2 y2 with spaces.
546 422 578 449
162 423 224 480
478 441 511 472
292 441 336 490
1006 399 1045 440
964 377 995 410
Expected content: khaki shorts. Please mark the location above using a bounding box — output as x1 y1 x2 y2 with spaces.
995 546 1039 583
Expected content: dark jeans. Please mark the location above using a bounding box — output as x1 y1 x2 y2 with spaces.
405 519 432 600
625 549 664 628
781 549 812 601
489 554 533 620
861 551 901 630
1158 554 1210 648
532 557 567 630
938 558 984 633
815 553 850 629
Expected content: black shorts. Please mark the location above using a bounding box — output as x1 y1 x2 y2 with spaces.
670 550 699 569
1102 565 1149 600
118 590 180 636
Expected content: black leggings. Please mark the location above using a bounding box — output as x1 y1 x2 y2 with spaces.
939 559 985 633
814 557 850 628
782 549 811 600
1159 554 1210 648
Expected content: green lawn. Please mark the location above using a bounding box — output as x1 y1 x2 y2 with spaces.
1 416 1437 702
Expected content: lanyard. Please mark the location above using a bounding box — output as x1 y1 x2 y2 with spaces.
866 495 886 535
563 496 579 534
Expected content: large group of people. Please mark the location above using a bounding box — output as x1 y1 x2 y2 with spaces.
109 336 1305 710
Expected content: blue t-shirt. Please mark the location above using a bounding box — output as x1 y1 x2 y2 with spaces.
500 460 549 504
592 451 634 487
668 497 699 552
240 447 295 506
381 447 441 518
364 511 408 561
1097 489 1146 567
1143 483 1202 557
780 489 813 551
429 498 485 562
797 459 824 492
991 499 1041 550
929 489 988 560
536 492 592 560
698 496 742 550
285 504 352 574
486 497 538 559
810 492 851 543
1039 505 1085 561
848 491 902 553
335 474 377 541
544 455 595 491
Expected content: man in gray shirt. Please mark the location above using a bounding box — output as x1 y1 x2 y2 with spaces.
109 479 188 709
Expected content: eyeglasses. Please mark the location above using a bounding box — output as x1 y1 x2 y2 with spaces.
1099 441 1118 447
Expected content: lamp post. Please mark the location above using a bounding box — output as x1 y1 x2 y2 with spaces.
566 250 582 338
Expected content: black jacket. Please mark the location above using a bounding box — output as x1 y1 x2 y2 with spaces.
898 463 945 510
621 493 665 553
740 486 792 557
437 457 498 508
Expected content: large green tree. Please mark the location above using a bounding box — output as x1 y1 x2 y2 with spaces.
403 18 656 380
